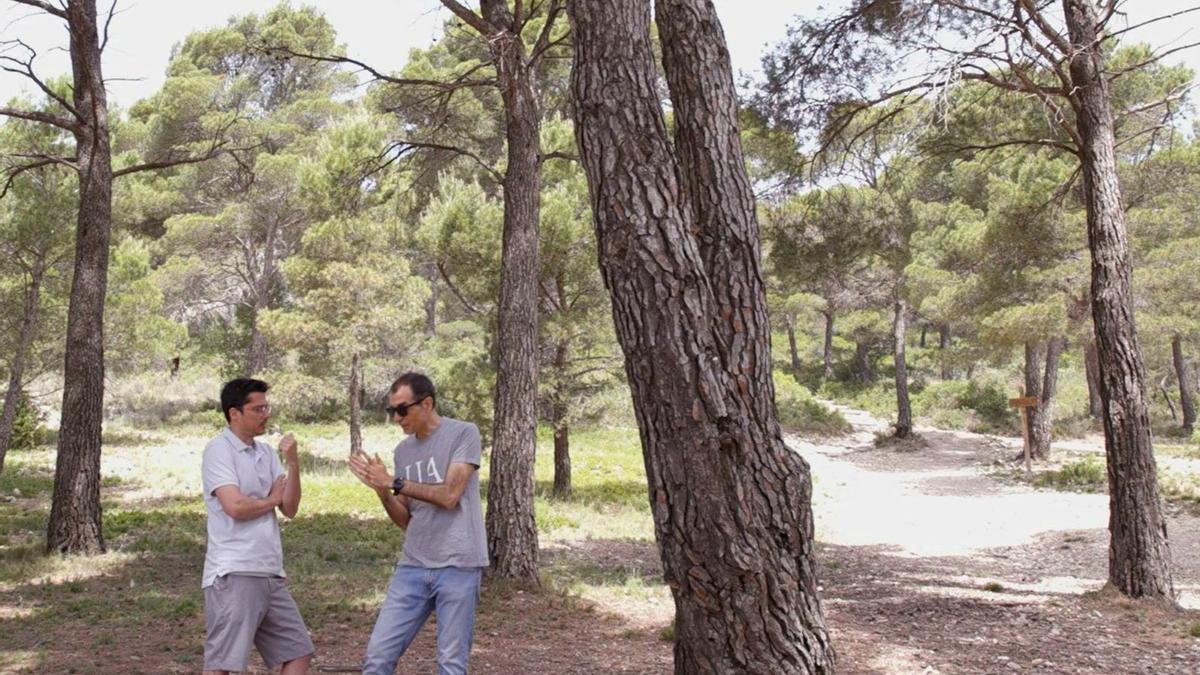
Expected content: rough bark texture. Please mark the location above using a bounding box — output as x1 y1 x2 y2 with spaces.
1171 335 1195 434
1085 338 1103 419
349 352 362 457
479 0 542 582
48 0 111 554
0 266 44 474
1064 0 1174 601
893 299 912 439
569 1 834 672
822 312 834 380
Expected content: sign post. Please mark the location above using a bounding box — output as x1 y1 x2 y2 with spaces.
1009 395 1039 473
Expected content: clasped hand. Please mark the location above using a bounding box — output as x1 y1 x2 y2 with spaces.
348 452 394 491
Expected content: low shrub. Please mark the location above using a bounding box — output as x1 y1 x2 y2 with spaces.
775 373 851 437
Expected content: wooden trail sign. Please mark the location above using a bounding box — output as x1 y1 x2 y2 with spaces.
1009 396 1039 473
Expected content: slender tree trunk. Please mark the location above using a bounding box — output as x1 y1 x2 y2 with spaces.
1171 335 1195 434
551 341 571 498
1084 338 1103 419
48 0 111 554
552 416 571 499
424 267 438 337
0 266 45 474
822 311 834 380
570 1 834 671
1033 337 1064 461
349 352 362 456
480 0 542 582
1159 378 1177 421
893 299 912 439
854 341 872 384
919 324 927 349
939 324 952 379
1065 0 1173 601
786 320 802 379
1024 341 1046 458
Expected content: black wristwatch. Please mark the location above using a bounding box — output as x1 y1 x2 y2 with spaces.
391 477 406 496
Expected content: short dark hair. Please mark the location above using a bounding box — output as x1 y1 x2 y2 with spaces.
220 378 270 422
389 372 436 408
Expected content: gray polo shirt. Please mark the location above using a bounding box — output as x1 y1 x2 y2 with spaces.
395 417 489 569
201 427 286 589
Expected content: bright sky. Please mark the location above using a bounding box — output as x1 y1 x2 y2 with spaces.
0 1 1197 110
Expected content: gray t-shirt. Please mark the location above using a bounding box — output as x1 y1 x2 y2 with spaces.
200 427 286 588
394 417 489 569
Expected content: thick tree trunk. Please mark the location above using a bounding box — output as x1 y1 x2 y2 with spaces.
1065 0 1173 601
893 299 912 439
854 341 872 384
822 311 834 380
569 1 834 672
48 0 111 554
786 320 802 379
349 352 362 456
1084 338 1103 419
481 0 542 582
1171 335 1195 434
0 266 44 474
1033 338 1064 461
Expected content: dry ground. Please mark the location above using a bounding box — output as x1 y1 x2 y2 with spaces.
2 408 1198 674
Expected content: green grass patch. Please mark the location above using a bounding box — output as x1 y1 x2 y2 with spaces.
774 372 851 436
1190 622 1200 638
1032 456 1107 490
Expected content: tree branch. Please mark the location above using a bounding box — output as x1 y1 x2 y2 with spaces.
436 261 485 316
0 105 78 132
9 0 66 19
440 0 494 35
260 44 495 90
0 39 84 124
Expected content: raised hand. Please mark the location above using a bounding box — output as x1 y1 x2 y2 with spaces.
279 433 298 466
349 453 393 491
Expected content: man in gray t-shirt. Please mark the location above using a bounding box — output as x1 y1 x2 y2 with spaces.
349 372 488 675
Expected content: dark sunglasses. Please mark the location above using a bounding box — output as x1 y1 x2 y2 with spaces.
385 395 429 418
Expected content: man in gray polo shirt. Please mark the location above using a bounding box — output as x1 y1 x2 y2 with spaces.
348 372 488 675
202 378 314 674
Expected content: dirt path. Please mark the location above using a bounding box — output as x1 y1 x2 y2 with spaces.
794 403 1200 674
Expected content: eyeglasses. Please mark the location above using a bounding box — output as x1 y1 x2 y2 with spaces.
385 395 428 418
240 404 271 415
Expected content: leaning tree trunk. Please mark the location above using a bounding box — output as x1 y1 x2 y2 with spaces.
570 1 834 671
481 0 542 582
1024 341 1047 459
893 298 912 439
1171 335 1195 434
822 311 835 380
349 352 362 456
0 266 45 475
1084 337 1103 419
48 0 111 554
1033 337 1064 461
1065 0 1174 601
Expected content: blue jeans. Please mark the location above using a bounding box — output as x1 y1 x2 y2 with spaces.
362 565 482 675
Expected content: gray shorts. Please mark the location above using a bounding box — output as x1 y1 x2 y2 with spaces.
204 574 315 671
